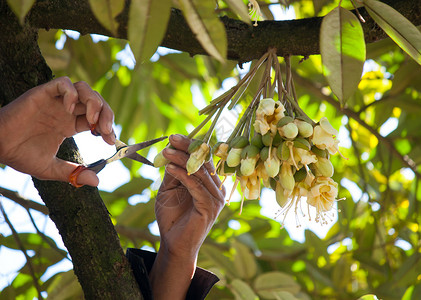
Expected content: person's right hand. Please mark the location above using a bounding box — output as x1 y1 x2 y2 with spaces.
0 77 115 187
149 134 226 300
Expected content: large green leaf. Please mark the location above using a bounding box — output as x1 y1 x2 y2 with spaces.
88 0 125 36
179 0 227 62
6 0 35 24
230 279 259 300
320 6 366 105
225 0 251 24
254 271 301 299
232 240 258 279
363 0 421 65
128 0 172 63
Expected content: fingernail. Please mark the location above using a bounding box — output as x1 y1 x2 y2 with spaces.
69 103 75 114
93 112 99 124
166 164 176 170
107 122 113 134
165 148 176 155
171 134 182 141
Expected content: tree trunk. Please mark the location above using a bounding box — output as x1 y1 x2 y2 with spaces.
0 2 142 298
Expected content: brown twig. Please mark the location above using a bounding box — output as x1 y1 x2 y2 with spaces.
0 187 49 215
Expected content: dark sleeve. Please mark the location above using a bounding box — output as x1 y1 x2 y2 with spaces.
126 248 219 300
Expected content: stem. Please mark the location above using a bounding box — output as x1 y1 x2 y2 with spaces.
188 107 218 139
203 106 224 144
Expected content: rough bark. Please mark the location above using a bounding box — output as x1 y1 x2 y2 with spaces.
25 0 421 63
0 2 142 298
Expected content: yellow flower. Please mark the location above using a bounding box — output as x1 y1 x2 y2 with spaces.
264 147 281 178
311 117 340 155
240 173 260 200
254 98 285 136
186 143 210 175
306 177 339 224
240 156 258 176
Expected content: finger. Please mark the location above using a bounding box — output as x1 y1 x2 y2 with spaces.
158 164 181 191
166 164 224 212
163 148 223 200
168 134 191 153
73 81 103 125
72 103 87 116
203 161 225 196
48 158 99 187
44 77 79 114
95 92 115 136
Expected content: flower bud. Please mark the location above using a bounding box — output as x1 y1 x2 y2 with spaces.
229 136 249 149
279 123 298 139
153 150 169 168
226 148 243 167
241 145 260 160
188 139 204 154
186 142 210 175
294 119 313 138
314 157 334 177
213 142 229 159
279 163 295 191
275 182 289 208
250 133 264 149
277 116 294 128
240 157 258 176
264 148 281 178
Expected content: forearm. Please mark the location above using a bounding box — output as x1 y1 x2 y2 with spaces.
149 248 197 300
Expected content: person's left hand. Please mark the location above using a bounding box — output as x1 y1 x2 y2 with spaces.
0 77 115 186
149 134 226 300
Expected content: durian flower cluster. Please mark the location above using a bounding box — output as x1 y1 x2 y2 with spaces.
211 98 343 225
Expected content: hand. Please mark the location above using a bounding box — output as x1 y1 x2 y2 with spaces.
0 77 115 187
150 134 226 300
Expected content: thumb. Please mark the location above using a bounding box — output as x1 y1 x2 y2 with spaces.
53 158 100 187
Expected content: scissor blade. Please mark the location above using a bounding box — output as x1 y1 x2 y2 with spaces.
126 152 154 166
105 136 167 165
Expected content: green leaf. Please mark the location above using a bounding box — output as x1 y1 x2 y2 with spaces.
44 271 83 300
179 0 227 62
232 240 258 279
320 6 366 105
254 272 301 299
88 0 125 36
225 0 252 25
128 0 172 63
363 0 421 65
6 0 35 25
230 279 259 300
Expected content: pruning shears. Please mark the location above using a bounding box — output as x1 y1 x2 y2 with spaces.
69 124 167 188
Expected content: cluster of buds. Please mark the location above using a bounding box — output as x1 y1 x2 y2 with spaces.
213 98 343 225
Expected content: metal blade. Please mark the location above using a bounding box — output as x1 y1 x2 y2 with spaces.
126 152 154 166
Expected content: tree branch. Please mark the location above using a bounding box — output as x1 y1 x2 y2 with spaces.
0 186 49 215
27 0 421 62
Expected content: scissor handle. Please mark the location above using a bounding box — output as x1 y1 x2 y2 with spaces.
69 165 88 188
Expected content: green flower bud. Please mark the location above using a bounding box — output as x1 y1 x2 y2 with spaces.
229 136 249 149
260 147 270 161
311 145 329 159
264 148 281 178
213 142 229 158
262 132 272 147
241 145 260 159
275 182 289 208
188 139 204 154
226 148 242 167
293 137 311 150
314 157 334 177
153 150 169 168
277 116 294 127
294 167 307 182
279 123 298 139
250 133 264 149
279 163 295 191
294 119 314 138
186 143 210 175
276 141 290 161
240 157 258 176
272 131 282 147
